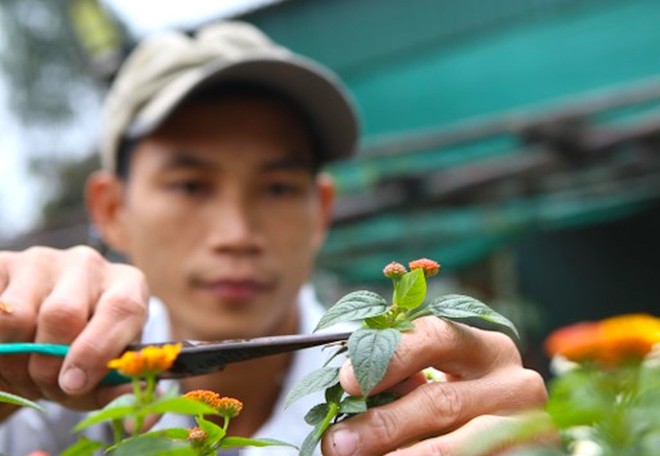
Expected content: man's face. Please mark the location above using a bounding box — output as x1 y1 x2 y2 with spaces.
100 97 332 340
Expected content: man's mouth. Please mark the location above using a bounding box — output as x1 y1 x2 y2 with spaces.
196 278 274 302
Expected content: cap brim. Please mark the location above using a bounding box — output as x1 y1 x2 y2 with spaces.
126 55 359 163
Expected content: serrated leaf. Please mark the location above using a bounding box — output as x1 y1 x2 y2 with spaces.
322 344 348 367
348 328 401 395
0 391 45 413
325 382 345 404
364 313 394 329
426 294 519 340
366 392 398 408
393 320 416 331
220 436 297 449
73 394 136 432
339 396 367 414
61 437 105 456
304 403 329 425
285 366 340 407
300 423 323 456
394 268 426 310
315 291 388 331
142 396 219 416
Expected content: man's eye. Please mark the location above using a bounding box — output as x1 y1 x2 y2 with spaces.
168 180 209 196
267 182 299 196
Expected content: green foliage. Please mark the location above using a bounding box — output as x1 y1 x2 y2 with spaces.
289 259 520 455
0 391 45 412
314 290 388 331
60 437 105 456
393 268 426 309
220 436 298 450
348 328 401 395
423 294 520 340
285 366 340 407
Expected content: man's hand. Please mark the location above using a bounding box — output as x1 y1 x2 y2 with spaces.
0 246 149 420
322 316 548 455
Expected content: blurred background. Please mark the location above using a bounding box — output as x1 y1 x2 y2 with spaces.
1 0 659 374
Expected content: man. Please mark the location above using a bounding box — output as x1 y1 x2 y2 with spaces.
0 22 546 455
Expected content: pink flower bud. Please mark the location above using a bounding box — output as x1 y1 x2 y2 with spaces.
383 261 407 279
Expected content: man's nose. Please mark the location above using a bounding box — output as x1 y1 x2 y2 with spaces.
206 196 263 254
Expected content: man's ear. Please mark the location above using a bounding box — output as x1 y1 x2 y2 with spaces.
85 171 129 253
312 172 335 250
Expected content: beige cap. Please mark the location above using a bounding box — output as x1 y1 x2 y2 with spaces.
100 21 359 172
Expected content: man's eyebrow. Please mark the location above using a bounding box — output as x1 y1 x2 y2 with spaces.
160 152 218 170
260 155 314 172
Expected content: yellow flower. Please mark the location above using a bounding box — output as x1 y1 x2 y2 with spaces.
107 343 181 377
545 314 660 366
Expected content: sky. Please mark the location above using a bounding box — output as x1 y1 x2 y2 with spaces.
0 0 267 239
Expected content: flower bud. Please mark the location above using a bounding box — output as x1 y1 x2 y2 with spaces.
408 258 440 277
383 261 407 279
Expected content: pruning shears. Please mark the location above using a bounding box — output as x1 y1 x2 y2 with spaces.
0 332 351 385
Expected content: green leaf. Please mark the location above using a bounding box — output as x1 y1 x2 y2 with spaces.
220 436 297 449
142 396 219 416
304 403 329 425
339 396 367 414
394 268 426 310
315 291 388 331
138 428 191 440
61 437 106 456
196 415 226 444
285 366 340 407
325 382 345 404
300 422 323 456
322 344 348 367
0 391 45 413
108 434 195 456
366 392 398 408
348 328 401 395
425 294 519 340
73 394 136 432
393 320 416 331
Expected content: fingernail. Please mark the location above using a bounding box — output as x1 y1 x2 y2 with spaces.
331 428 358 456
61 366 87 392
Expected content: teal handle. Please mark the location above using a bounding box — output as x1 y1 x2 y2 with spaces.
0 343 130 385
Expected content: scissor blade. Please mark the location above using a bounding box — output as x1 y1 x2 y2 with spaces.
128 332 351 379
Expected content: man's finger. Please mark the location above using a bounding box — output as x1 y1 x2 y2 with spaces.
339 316 521 396
59 265 148 395
323 368 546 456
382 413 558 456
30 250 101 400
0 253 52 399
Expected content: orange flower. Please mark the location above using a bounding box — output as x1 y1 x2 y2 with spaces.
383 261 407 279
545 314 660 366
216 396 243 418
184 389 243 418
408 258 441 278
184 389 222 409
107 343 181 377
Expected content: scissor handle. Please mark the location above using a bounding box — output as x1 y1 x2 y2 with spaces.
0 343 130 385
